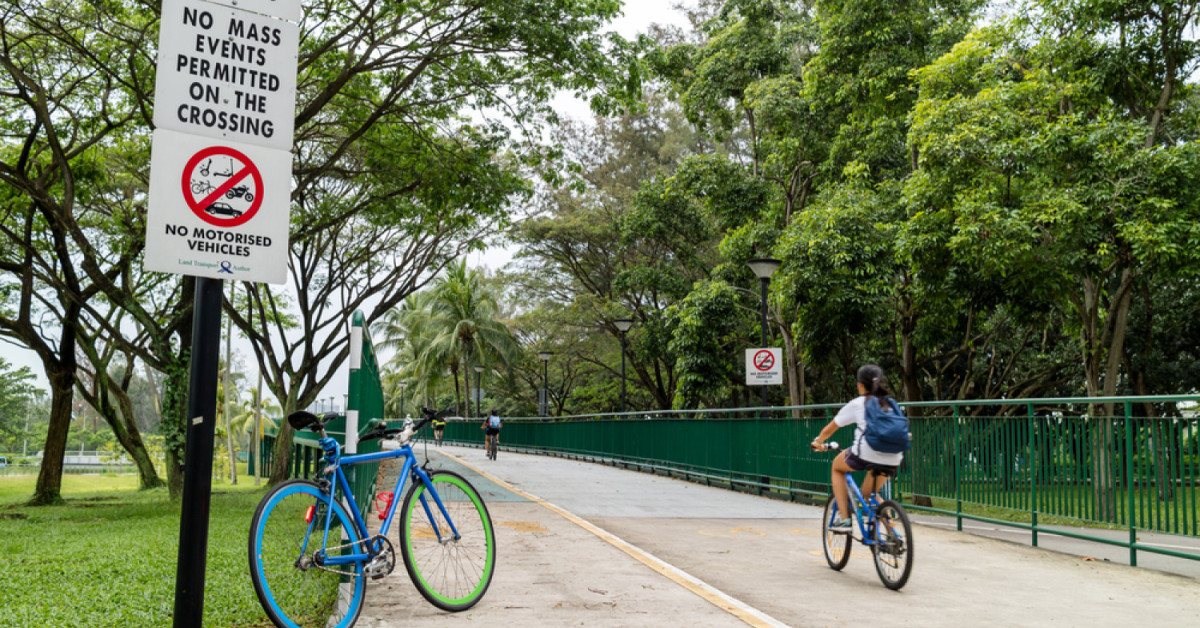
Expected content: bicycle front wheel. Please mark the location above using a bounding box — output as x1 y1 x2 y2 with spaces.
248 479 366 628
399 470 496 611
821 495 851 570
871 499 913 590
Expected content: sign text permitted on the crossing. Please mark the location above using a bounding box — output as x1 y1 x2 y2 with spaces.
746 348 783 386
153 0 300 151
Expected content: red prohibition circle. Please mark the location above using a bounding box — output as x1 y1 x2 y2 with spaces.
753 350 775 371
181 145 264 228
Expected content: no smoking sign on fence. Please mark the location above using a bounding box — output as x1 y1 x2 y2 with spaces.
145 128 290 284
746 348 782 386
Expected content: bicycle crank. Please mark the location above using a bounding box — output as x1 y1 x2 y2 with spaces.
363 534 396 580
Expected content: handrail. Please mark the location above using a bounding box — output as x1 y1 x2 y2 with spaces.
443 394 1200 570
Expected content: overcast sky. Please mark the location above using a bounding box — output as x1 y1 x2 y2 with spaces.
9 1 694 400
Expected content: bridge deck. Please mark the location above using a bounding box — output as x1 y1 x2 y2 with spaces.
363 445 1200 627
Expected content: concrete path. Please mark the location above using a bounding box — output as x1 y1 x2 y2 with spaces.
357 445 1200 627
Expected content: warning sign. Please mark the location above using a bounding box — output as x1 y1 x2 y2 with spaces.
145 129 290 284
183 146 263 227
746 348 783 386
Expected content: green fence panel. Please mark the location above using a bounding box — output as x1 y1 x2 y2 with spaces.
441 396 1200 567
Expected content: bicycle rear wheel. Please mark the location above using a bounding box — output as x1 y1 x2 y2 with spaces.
248 479 366 628
871 499 913 590
399 470 496 611
821 495 851 570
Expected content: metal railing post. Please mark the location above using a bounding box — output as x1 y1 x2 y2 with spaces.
1125 400 1136 567
955 403 962 532
1029 402 1037 548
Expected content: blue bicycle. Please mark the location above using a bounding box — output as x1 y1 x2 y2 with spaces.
248 407 496 627
819 444 914 590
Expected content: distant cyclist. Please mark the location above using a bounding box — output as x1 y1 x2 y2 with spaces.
432 413 447 446
810 364 907 532
481 409 501 458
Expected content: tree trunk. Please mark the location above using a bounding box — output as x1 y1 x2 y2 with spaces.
780 321 803 418
30 366 75 506
1076 269 1136 521
268 389 299 486
161 354 190 498
96 373 163 490
106 395 164 490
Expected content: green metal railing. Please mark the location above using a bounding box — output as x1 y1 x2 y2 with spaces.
442 395 1200 567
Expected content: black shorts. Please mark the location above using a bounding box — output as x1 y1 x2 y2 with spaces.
485 428 500 436
845 450 898 477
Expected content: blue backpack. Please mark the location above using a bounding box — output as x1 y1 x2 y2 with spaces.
487 415 501 429
862 396 910 453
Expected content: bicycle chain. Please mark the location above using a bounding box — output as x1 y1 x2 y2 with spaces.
305 534 395 579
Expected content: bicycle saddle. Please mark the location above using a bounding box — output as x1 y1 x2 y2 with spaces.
287 411 336 432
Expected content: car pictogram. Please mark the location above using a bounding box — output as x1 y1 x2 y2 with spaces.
205 201 243 218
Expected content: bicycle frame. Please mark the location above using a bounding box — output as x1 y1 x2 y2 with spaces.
307 439 461 569
843 472 889 546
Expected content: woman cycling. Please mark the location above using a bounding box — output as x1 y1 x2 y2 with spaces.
432 414 447 445
810 364 905 532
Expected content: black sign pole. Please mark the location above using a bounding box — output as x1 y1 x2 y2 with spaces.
173 276 224 628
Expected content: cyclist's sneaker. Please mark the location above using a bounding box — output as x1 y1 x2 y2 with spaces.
829 517 853 533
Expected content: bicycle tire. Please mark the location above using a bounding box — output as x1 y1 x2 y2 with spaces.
821 495 851 570
399 470 496 611
871 499 913 590
248 479 366 628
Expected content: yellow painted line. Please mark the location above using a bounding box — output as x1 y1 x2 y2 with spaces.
439 449 791 628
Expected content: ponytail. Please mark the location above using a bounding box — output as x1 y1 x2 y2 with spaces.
856 364 890 399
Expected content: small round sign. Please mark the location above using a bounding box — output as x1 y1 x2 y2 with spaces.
181 145 264 228
753 349 775 372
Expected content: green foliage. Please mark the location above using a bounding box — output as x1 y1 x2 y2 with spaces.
668 280 745 408
0 359 36 438
775 173 898 359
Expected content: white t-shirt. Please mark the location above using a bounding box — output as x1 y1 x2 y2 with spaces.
832 396 904 466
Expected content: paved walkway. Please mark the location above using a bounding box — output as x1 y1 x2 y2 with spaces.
358 445 1200 627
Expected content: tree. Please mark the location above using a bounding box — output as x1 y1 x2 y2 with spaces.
420 261 519 417
0 356 36 439
906 8 1200 516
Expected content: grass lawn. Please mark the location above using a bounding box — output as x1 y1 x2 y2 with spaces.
0 473 275 627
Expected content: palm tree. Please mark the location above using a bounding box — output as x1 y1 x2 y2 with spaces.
380 261 519 418
423 261 520 417
380 292 445 414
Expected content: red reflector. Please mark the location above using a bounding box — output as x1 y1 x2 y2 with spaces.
304 505 315 524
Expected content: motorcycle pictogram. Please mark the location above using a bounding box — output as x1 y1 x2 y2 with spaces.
225 185 255 202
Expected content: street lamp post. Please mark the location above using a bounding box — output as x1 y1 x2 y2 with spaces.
537 351 553 417
614 319 634 413
747 258 781 408
473 365 485 419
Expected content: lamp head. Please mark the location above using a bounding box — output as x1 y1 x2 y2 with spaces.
537 351 553 362
747 257 782 280
614 318 634 333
